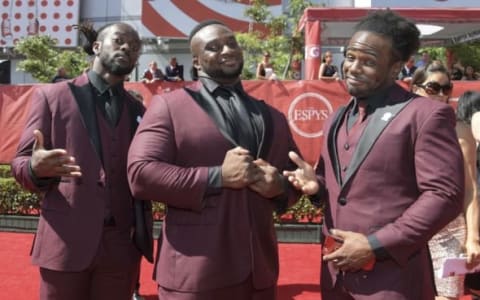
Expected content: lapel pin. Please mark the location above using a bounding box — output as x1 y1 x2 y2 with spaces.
381 112 393 122
136 116 142 123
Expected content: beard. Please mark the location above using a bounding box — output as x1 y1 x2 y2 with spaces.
100 53 135 76
204 61 243 81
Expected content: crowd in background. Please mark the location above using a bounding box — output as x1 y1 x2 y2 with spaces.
15 14 480 300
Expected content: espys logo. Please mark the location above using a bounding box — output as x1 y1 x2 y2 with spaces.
288 93 333 138
305 45 320 59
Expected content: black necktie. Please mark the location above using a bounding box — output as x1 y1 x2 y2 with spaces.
219 87 256 154
105 89 119 126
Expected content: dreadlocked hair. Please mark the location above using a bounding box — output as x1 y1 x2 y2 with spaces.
73 21 97 55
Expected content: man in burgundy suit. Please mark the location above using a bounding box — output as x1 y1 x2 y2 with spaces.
127 20 299 299
284 11 465 299
11 23 151 300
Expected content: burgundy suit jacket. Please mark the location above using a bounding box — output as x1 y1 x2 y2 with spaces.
127 81 299 292
11 73 150 271
318 84 464 299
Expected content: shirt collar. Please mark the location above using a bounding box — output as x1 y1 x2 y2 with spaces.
351 85 393 115
87 70 124 96
199 77 244 95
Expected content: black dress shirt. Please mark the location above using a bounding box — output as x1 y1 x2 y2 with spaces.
198 77 264 192
87 70 124 126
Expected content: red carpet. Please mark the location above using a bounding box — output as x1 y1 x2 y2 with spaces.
0 232 321 300
1 232 474 299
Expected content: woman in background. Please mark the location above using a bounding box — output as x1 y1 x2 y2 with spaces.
256 51 276 80
411 65 480 300
462 65 479 81
317 50 339 80
461 91 480 300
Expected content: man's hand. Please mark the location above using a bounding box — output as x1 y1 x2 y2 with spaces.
282 151 319 195
249 159 284 198
221 147 262 189
465 238 480 269
323 229 375 273
30 129 82 178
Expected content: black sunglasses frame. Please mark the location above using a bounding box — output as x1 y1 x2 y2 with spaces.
417 81 453 96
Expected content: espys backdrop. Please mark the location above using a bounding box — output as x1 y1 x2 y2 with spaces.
1 80 478 166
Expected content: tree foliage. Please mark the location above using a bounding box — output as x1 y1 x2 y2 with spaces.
236 0 315 79
448 42 480 71
419 42 480 71
14 35 89 83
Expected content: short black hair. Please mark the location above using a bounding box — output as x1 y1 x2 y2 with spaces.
188 20 226 43
457 91 480 125
354 9 420 62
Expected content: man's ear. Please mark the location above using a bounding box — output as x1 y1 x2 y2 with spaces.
92 41 101 55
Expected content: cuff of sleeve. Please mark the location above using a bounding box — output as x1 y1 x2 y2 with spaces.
309 189 325 207
28 160 59 188
367 234 390 260
205 166 222 196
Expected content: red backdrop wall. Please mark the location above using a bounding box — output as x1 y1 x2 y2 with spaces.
1 80 478 166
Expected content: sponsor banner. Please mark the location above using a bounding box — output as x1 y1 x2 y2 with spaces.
303 19 321 80
305 44 320 60
1 80 478 165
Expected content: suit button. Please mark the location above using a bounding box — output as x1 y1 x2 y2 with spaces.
344 143 350 150
338 197 347 206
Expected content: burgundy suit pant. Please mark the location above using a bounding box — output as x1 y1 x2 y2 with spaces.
158 274 276 300
39 227 141 300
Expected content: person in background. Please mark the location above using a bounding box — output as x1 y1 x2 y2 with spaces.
127 20 299 300
455 91 480 300
141 60 164 83
51 67 69 83
318 50 339 80
164 56 184 81
411 65 480 300
399 55 417 83
462 65 479 81
283 10 464 299
256 51 277 80
415 51 430 68
11 22 152 300
190 55 200 81
451 66 464 81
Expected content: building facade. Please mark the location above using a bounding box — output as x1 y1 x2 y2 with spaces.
0 0 474 84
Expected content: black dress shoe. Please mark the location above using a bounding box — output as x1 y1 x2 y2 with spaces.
132 290 145 300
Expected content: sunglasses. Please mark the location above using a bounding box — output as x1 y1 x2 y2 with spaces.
417 81 453 96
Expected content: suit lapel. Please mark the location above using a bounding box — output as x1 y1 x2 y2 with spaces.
342 97 415 188
327 105 349 185
68 81 103 163
184 85 239 147
185 85 270 159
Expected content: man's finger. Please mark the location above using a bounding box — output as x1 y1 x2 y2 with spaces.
32 129 44 151
233 146 250 155
329 229 347 240
288 151 309 169
253 159 268 167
